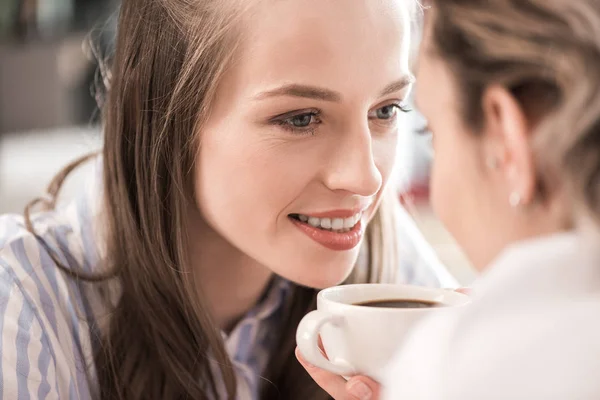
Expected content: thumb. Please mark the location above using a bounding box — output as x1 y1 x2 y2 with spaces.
345 376 381 400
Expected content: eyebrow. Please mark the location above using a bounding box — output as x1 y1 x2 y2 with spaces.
253 76 415 102
379 76 415 97
254 84 341 102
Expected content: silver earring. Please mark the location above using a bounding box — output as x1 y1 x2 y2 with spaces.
509 192 522 208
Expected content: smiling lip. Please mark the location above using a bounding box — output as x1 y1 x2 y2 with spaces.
289 211 365 251
301 209 364 218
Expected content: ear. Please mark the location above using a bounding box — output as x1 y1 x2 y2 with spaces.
481 85 536 206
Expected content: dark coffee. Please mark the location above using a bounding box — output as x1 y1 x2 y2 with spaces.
354 299 440 309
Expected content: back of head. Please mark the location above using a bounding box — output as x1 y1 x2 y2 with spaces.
426 0 600 228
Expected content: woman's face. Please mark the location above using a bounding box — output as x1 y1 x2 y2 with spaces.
194 0 412 288
415 19 510 270
415 15 566 270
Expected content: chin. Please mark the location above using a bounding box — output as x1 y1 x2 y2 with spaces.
300 275 348 290
281 257 357 290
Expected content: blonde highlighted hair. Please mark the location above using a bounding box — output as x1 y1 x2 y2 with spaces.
426 0 600 226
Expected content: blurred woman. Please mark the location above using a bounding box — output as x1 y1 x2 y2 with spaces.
302 1 600 399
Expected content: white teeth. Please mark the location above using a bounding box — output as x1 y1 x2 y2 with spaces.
295 212 362 232
343 217 355 229
331 218 344 230
308 217 320 227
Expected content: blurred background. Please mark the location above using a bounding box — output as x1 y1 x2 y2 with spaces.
0 0 115 215
0 0 475 284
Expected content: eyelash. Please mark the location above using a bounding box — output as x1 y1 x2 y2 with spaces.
272 110 323 136
272 102 411 136
368 103 411 122
397 103 412 114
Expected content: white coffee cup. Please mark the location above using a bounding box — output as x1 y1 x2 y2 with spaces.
296 284 469 382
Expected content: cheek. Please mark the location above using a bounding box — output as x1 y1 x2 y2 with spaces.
194 128 361 287
373 133 399 183
194 127 322 236
429 133 480 235
196 138 286 225
429 150 454 224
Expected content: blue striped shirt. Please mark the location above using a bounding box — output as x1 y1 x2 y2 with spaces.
0 167 455 399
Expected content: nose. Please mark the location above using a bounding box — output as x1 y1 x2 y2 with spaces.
322 122 382 197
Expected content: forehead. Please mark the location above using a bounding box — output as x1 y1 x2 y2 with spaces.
234 0 411 97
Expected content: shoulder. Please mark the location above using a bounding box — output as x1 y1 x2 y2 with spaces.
0 210 87 291
384 292 600 399
0 212 96 398
382 309 459 400
1 212 66 288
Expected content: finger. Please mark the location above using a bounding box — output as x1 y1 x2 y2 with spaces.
455 287 471 295
295 347 352 399
346 376 380 400
444 287 472 295
318 335 329 358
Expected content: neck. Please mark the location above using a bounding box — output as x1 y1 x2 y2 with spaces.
187 208 274 332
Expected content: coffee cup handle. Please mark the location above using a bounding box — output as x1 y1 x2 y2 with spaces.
296 310 356 376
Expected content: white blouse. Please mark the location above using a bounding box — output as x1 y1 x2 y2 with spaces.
384 231 600 400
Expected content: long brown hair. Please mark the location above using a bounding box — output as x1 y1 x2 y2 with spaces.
425 0 600 225
24 0 410 398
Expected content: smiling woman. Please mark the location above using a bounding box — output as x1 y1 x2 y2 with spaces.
0 0 452 399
